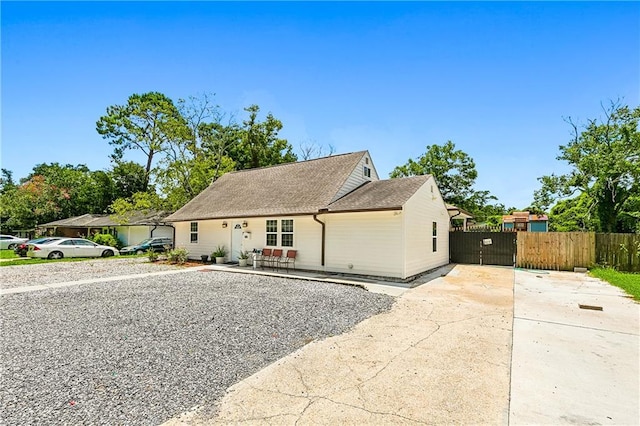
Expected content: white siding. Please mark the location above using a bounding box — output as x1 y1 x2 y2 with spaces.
151 226 174 240
114 225 174 246
331 152 380 202
116 226 150 246
173 216 323 267
251 216 323 270
174 220 231 260
402 177 450 277
324 211 404 278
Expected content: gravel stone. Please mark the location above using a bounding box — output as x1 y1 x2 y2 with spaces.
0 263 394 425
0 257 182 289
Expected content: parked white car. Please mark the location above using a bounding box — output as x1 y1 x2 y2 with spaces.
0 234 29 250
27 238 119 260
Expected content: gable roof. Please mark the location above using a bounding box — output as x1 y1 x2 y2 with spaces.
40 211 171 227
165 151 369 222
326 175 431 212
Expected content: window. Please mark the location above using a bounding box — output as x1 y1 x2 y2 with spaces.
266 220 278 246
281 219 293 247
190 222 198 243
432 222 437 252
266 219 294 247
363 166 371 178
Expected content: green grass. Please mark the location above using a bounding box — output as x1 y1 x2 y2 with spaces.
0 249 122 267
0 249 19 259
590 268 640 301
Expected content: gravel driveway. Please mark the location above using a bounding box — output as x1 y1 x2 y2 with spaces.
0 261 394 425
0 257 181 289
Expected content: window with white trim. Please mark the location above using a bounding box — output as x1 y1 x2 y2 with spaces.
281 219 293 247
265 219 294 247
190 222 198 243
266 220 278 246
363 166 371 178
432 222 437 252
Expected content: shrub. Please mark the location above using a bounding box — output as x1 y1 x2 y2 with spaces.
91 233 122 249
167 247 189 265
212 245 227 258
147 249 159 262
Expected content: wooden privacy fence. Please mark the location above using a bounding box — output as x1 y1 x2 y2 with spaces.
595 233 640 272
516 232 640 272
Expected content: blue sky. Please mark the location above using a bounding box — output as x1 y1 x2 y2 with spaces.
2 1 638 209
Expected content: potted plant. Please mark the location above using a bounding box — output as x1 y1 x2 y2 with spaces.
238 250 250 267
212 245 227 264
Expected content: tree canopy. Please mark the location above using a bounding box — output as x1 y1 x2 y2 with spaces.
535 102 640 233
96 92 185 191
390 141 508 222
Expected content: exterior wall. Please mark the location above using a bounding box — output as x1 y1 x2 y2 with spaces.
114 225 174 246
116 226 149 246
174 220 230 260
529 221 548 232
503 223 515 231
173 216 322 268
331 152 380 202
324 211 404 278
402 179 450 277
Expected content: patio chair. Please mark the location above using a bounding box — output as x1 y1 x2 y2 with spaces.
268 249 283 270
259 248 272 269
277 250 297 272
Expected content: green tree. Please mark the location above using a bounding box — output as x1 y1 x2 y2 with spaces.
229 104 297 169
109 161 148 199
96 92 185 191
155 94 238 209
109 191 167 225
534 102 640 232
391 141 478 204
0 175 70 230
391 141 486 207
547 193 600 232
0 169 16 194
24 163 114 217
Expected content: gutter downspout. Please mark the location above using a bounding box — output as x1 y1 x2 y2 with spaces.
313 212 326 266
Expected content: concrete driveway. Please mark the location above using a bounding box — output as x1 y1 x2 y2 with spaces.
169 264 515 424
168 264 639 425
510 269 639 425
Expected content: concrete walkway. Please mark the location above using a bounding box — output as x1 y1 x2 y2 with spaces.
167 264 515 425
510 269 639 425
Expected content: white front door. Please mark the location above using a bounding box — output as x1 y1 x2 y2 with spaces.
231 222 243 261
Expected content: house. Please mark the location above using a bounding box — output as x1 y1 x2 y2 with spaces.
502 211 549 232
446 203 474 231
165 151 450 280
38 211 174 246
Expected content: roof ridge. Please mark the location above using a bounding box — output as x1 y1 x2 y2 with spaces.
226 150 368 175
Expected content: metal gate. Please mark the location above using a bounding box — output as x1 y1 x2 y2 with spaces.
449 232 517 266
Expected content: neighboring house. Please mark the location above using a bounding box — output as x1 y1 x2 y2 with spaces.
446 203 474 231
165 151 450 279
502 211 549 232
39 211 174 246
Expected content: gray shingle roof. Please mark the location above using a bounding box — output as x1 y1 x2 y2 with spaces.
165 151 368 222
40 211 171 227
326 175 432 212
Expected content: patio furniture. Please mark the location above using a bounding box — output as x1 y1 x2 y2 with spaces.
259 248 272 269
277 250 297 272
268 249 283 270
